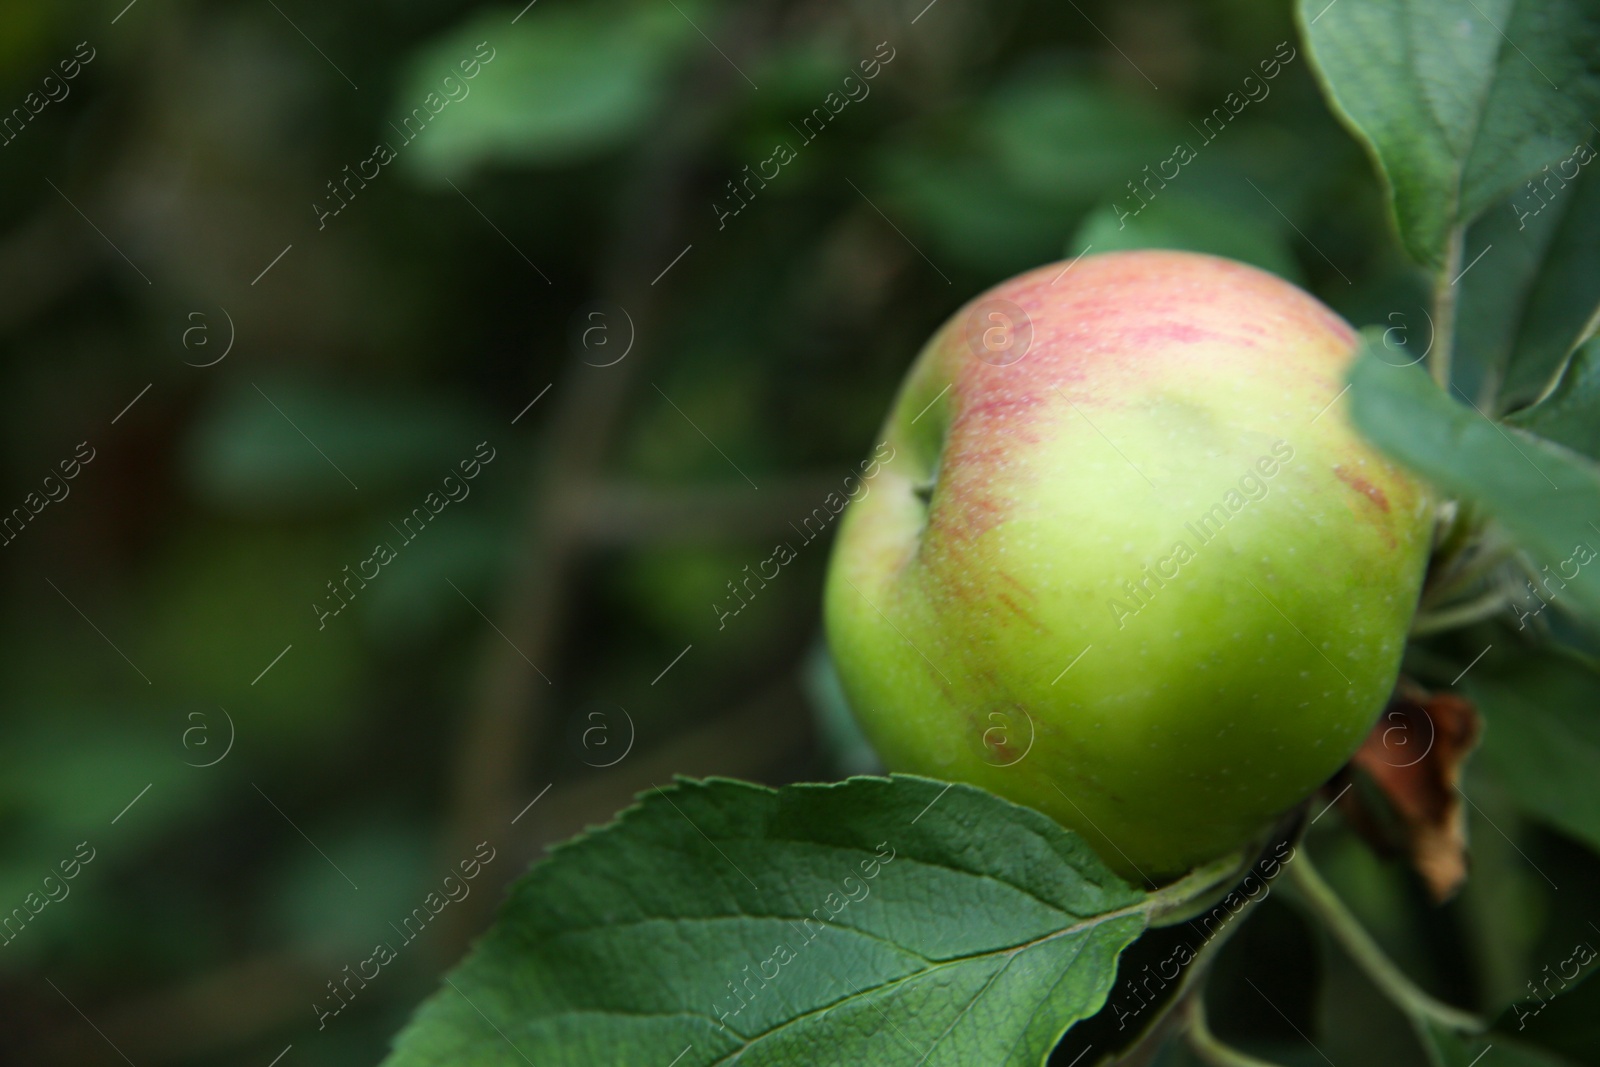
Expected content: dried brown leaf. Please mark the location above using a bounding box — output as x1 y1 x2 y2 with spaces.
1333 680 1482 902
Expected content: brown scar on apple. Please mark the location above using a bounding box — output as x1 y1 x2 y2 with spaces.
1327 680 1482 902
1333 464 1391 513
995 574 1047 630
985 734 1020 763
999 571 1038 600
971 700 1027 762
995 592 1045 629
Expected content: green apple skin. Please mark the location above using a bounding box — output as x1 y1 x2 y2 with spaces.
824 250 1433 880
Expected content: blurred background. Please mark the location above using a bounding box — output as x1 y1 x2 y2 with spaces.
1 1 1595 1064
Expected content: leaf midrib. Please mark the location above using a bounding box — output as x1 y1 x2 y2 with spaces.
701 892 1152 1067
1409 0 1521 234
542 841 1129 941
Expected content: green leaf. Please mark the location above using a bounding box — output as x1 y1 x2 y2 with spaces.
801 644 884 779
1467 648 1600 854
1416 1018 1579 1066
1297 0 1600 267
1346 335 1600 622
872 150 1080 274
1496 165 1600 406
184 380 484 512
985 70 1180 204
873 67 1181 274
1489 958 1600 1062
383 776 1154 1067
1456 166 1600 410
1510 337 1600 459
396 3 694 181
1071 189 1303 283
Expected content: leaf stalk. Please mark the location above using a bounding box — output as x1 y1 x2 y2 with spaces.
1430 226 1464 391
1288 850 1482 1032
1410 586 1511 636
1144 850 1254 927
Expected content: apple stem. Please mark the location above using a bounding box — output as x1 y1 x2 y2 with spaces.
1441 534 1517 598
1143 850 1254 927
1430 226 1464 392
1420 507 1503 609
1410 586 1511 636
1288 850 1482 1033
1183 994 1288 1067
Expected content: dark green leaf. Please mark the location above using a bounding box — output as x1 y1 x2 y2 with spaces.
1510 337 1600 459
1497 165 1600 406
1072 189 1302 283
1467 648 1600 855
1489 960 1600 1063
985 70 1179 203
1298 0 1600 267
801 645 884 779
1456 166 1600 410
1416 1018 1578 1066
1346 336 1600 622
396 3 694 180
874 67 1180 274
185 380 484 512
384 776 1152 1067
872 151 1078 273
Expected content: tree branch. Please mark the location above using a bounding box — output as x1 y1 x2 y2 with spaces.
439 4 778 950
1184 995 1289 1067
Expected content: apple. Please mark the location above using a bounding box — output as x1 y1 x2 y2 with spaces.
823 249 1433 879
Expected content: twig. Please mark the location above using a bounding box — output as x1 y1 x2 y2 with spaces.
441 1 781 949
1287 849 1482 1032
440 196 682 940
571 476 849 546
1184 995 1288 1067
